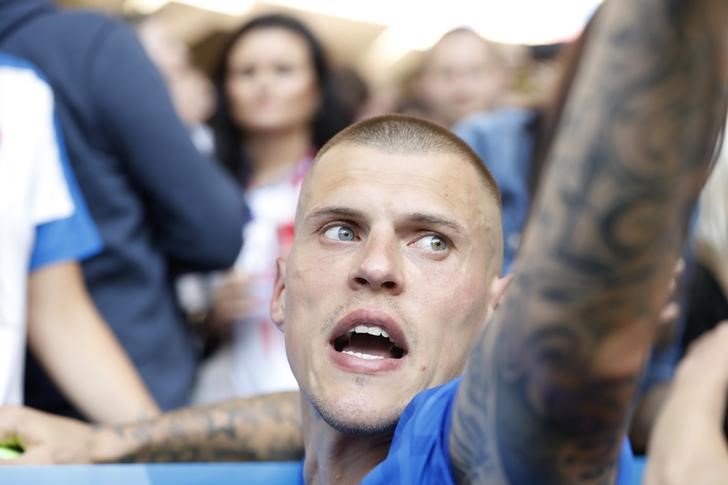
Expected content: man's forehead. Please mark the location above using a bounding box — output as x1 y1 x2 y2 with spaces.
297 143 497 226
314 141 480 173
305 143 481 195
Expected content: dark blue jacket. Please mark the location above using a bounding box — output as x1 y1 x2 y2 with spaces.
0 0 247 413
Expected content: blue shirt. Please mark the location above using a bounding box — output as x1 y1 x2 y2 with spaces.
0 51 101 270
29 115 102 270
454 109 536 273
363 378 633 484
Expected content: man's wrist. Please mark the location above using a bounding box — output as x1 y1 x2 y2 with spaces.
89 424 134 464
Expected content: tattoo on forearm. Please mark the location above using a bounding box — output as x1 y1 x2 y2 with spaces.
103 392 303 463
451 0 727 483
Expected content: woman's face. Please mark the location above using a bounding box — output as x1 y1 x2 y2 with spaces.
225 27 320 135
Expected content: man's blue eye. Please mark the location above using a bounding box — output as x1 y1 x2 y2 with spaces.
414 235 448 252
324 225 355 241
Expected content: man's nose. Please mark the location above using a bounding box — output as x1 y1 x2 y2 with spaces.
349 232 404 295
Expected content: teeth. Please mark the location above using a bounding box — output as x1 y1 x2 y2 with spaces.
367 327 382 337
342 350 385 360
350 325 390 339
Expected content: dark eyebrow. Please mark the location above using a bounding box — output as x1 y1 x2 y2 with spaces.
305 206 365 223
305 207 465 234
407 212 465 234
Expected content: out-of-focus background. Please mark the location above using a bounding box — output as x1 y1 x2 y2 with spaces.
60 0 600 100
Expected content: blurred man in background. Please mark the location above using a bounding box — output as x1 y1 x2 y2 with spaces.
132 13 217 156
416 28 513 127
0 0 248 420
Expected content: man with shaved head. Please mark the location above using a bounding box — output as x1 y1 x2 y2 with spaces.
274 114 507 456
0 1 726 483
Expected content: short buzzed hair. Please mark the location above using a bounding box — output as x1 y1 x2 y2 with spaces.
316 114 501 207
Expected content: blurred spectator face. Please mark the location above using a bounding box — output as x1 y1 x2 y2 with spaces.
418 30 507 126
225 27 320 135
136 16 188 79
136 16 215 125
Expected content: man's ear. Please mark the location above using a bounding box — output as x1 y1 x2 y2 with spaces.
270 257 287 331
490 273 513 312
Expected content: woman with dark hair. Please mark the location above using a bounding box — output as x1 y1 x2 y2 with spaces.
212 13 350 187
193 13 351 403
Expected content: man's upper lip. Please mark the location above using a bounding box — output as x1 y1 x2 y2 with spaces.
330 309 408 350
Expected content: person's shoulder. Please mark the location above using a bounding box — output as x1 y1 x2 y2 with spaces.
455 107 536 136
31 8 129 51
0 52 43 83
0 52 38 71
39 8 118 30
0 53 53 109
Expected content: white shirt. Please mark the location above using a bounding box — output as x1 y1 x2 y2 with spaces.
0 54 100 404
193 158 309 402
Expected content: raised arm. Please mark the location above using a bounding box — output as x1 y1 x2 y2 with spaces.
450 0 728 483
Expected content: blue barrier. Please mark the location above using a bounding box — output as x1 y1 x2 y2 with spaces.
0 462 302 484
0 458 646 484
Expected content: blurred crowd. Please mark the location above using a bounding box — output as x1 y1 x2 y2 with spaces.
0 0 727 474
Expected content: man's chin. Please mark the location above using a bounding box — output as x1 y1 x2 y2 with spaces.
310 395 404 437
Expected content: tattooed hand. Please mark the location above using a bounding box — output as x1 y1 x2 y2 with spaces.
0 406 95 464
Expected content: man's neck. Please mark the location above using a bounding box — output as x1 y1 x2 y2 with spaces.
301 399 393 485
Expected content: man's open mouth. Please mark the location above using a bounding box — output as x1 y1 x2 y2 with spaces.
332 324 407 360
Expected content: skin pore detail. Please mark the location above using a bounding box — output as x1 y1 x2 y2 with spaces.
450 0 727 483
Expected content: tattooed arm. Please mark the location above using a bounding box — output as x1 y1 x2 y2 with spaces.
450 0 728 483
0 393 303 464
94 392 303 463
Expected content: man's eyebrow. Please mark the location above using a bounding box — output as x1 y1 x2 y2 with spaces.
408 212 465 234
304 207 465 234
305 206 365 222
